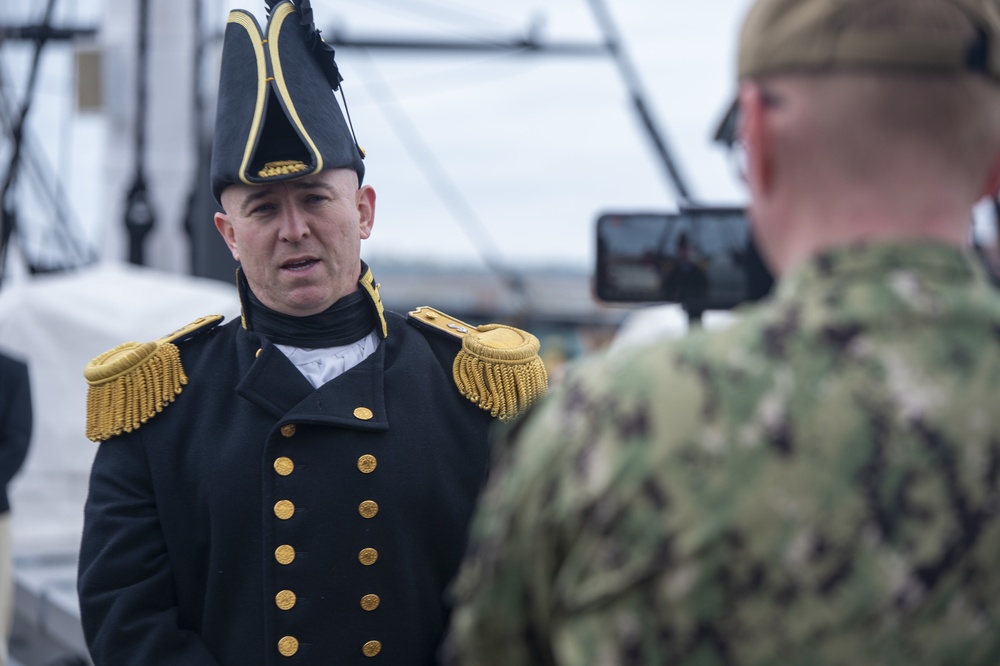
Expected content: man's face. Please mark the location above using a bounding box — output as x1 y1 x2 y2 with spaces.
214 168 376 316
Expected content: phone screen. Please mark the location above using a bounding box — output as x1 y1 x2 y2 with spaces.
595 207 773 310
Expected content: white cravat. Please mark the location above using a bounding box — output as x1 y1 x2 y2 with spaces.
275 329 380 389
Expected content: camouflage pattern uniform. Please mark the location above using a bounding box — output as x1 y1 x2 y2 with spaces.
445 241 1000 666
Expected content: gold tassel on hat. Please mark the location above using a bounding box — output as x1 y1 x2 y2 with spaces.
84 315 222 442
409 307 548 421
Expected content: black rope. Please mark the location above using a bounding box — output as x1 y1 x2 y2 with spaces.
0 0 58 285
183 0 207 272
124 0 157 265
585 0 694 206
337 85 365 160
356 50 529 317
0 73 97 267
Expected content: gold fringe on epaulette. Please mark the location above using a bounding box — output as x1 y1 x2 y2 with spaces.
84 340 188 442
453 324 548 421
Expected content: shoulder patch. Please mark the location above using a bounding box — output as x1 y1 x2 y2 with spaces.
84 315 224 442
408 307 548 420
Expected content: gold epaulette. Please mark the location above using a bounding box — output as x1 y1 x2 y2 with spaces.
408 307 548 421
84 315 224 442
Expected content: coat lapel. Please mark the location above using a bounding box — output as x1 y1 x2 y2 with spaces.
237 340 389 431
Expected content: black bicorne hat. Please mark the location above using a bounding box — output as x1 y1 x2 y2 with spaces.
210 0 365 203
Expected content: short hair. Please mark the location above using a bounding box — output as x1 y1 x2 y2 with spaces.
805 0 1000 181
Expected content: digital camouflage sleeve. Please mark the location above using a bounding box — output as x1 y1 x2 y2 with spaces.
444 242 1000 666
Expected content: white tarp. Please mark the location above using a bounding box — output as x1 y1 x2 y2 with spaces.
0 262 240 553
609 304 738 353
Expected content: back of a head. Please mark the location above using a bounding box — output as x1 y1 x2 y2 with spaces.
738 0 1000 206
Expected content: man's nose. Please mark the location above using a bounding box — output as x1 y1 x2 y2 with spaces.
278 207 310 242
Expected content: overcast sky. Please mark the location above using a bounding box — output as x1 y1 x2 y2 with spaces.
4 0 753 275
311 0 754 270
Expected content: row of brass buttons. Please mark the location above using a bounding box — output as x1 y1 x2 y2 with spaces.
271 430 384 658
274 433 297 657
276 636 382 657
274 590 380 613
274 454 375 475
273 499 380 521
358 449 381 659
274 454 376 476
281 407 373 437
277 637 382 658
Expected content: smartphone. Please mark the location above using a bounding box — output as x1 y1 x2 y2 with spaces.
594 206 773 311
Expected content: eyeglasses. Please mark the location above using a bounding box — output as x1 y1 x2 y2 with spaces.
725 87 782 185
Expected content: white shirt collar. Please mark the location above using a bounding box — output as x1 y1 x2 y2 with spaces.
275 329 380 389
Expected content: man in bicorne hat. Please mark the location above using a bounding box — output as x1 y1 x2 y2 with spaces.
77 2 547 664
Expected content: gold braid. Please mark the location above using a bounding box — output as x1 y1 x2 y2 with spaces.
453 324 548 421
257 160 307 178
83 315 220 442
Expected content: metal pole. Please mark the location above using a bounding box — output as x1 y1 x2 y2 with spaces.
124 0 157 265
585 0 695 205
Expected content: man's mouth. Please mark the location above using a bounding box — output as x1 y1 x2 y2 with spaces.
282 258 318 272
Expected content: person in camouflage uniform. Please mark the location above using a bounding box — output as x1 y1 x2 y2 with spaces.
443 0 1000 664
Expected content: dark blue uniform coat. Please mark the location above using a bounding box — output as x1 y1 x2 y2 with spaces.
78 311 494 665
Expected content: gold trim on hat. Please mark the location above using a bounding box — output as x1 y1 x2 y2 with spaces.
267 3 323 178
228 10 268 188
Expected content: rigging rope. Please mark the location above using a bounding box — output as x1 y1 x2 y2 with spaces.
124 0 156 266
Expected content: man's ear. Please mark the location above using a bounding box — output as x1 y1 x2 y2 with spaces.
357 185 376 240
739 82 773 196
214 212 240 261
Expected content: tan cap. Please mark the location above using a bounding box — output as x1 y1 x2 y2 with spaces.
738 0 1000 80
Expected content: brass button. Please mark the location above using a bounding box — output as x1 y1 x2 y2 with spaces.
360 594 380 611
256 348 262 358
358 548 378 566
357 454 377 474
362 640 382 657
278 636 299 657
354 407 373 421
280 424 296 438
274 500 295 520
275 589 296 610
274 457 294 476
275 545 295 565
358 500 379 519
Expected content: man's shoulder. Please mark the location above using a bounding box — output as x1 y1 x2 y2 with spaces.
567 300 785 401
83 314 230 442
509 298 804 484
394 306 549 421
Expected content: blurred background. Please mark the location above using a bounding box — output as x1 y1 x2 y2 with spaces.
0 0 749 273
